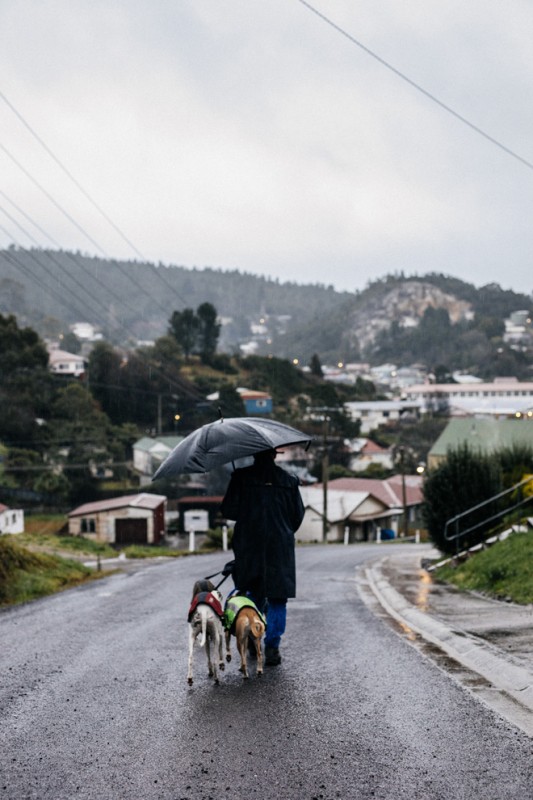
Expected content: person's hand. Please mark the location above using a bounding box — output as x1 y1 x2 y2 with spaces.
222 560 235 577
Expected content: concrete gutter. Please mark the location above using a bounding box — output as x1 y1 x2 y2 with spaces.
365 556 533 716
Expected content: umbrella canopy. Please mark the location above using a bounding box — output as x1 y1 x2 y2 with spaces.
152 417 312 479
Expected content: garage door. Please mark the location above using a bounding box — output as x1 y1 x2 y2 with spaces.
115 518 148 545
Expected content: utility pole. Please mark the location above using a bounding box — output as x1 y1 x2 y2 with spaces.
322 415 329 543
399 446 408 537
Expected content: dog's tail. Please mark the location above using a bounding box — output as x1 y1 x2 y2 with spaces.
252 616 264 636
198 612 207 648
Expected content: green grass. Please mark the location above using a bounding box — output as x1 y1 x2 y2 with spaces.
435 531 533 604
122 544 192 559
0 536 103 607
13 530 116 559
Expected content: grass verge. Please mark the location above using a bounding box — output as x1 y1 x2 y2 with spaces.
434 531 533 604
0 536 104 608
122 544 192 559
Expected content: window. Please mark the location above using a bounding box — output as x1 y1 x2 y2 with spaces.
81 517 96 533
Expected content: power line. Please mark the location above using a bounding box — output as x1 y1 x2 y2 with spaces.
0 141 111 256
0 89 148 262
0 188 63 248
296 0 533 172
0 90 191 307
0 234 119 334
0 244 203 399
0 142 182 316
0 189 177 325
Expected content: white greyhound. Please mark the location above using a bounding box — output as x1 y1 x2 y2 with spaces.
187 586 225 686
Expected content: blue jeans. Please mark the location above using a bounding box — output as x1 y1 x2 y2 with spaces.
241 592 288 649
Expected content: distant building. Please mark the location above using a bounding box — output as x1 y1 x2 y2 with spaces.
68 493 167 545
346 438 393 472
206 388 273 415
47 347 86 378
503 310 532 350
298 475 423 543
344 400 423 434
133 435 184 485
69 322 103 342
405 380 533 419
428 418 533 469
0 505 24 535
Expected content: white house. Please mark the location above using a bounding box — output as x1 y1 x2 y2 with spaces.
299 475 424 543
346 438 394 473
344 400 423 434
0 504 24 534
133 436 184 485
47 347 86 378
298 486 391 543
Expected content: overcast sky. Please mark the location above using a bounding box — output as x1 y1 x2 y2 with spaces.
1 0 532 295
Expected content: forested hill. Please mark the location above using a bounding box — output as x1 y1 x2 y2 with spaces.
1 248 531 377
268 273 533 376
0 247 348 344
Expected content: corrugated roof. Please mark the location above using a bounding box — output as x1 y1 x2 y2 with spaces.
429 419 533 457
313 476 423 508
300 487 373 522
134 436 183 452
69 493 167 517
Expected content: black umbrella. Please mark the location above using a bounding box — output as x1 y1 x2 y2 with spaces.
152 417 312 479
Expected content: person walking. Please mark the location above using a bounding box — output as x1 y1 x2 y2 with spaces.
220 448 305 666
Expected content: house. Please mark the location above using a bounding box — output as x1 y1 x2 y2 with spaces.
299 475 424 542
405 379 533 416
346 438 393 473
344 400 423 434
238 389 273 415
68 493 167 545
69 322 103 342
206 388 273 415
47 347 87 378
133 435 184 485
298 486 390 543
0 504 24 534
274 445 317 484
427 418 533 469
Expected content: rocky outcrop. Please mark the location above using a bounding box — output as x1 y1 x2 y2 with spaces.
344 281 473 353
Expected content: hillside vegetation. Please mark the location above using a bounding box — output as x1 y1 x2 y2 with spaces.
0 536 101 607
2 249 531 375
434 531 533 604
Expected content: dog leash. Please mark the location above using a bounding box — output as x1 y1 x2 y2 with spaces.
204 559 234 590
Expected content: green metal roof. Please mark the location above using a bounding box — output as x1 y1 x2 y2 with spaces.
134 435 183 452
429 419 533 458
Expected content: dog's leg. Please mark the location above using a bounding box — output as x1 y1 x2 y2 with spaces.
238 636 248 678
217 623 225 673
225 629 232 663
255 635 263 677
187 625 195 685
206 630 214 679
211 627 221 685
237 620 250 679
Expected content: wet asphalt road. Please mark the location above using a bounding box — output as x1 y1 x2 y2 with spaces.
1 545 533 800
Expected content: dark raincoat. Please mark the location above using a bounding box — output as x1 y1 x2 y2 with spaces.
220 460 305 599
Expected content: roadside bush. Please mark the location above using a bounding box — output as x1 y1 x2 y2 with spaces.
423 445 502 554
201 527 233 550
